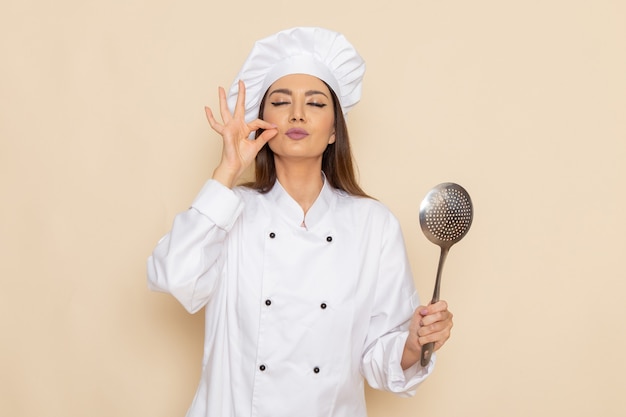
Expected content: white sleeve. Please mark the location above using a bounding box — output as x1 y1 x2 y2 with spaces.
360 211 435 396
146 180 243 313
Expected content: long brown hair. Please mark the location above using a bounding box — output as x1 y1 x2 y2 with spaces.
242 81 370 198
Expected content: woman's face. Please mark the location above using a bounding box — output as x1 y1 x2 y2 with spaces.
262 74 336 163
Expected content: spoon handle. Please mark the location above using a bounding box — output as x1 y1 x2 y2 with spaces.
420 246 449 366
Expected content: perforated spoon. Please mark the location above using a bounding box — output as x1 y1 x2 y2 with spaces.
419 182 473 366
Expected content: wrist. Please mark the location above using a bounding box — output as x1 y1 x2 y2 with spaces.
212 165 240 189
401 336 422 370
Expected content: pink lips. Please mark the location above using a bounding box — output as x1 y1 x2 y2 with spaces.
285 128 309 140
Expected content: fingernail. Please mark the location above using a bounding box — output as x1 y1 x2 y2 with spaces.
420 309 429 315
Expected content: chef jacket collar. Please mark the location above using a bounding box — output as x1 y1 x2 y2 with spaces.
267 172 334 229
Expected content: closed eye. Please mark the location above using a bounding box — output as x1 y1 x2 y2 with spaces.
308 103 327 108
270 101 290 106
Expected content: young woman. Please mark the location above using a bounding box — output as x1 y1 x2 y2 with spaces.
148 27 453 417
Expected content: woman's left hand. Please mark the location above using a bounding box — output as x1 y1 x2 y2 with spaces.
402 300 454 369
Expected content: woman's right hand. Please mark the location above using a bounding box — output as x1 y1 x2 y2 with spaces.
205 80 278 188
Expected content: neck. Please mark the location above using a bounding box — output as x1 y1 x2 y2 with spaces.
274 158 324 215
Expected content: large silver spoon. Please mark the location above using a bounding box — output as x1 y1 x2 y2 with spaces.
419 182 473 366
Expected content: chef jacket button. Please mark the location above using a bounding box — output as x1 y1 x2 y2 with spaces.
320 302 327 309
313 367 320 374
265 299 272 306
326 236 332 242
259 364 266 371
269 232 276 239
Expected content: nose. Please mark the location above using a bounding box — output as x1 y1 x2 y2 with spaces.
289 102 306 123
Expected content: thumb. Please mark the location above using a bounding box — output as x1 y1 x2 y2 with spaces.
255 127 278 146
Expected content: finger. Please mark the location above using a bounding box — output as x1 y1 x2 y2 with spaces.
204 106 224 134
420 309 453 328
418 315 453 337
427 300 449 313
217 86 232 124
420 315 453 335
418 300 448 317
419 328 452 351
248 119 278 132
245 120 277 142
232 80 247 118
255 126 278 145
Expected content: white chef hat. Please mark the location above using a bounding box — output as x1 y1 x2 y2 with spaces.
226 27 366 124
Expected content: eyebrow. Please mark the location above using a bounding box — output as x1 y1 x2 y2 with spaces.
268 88 329 99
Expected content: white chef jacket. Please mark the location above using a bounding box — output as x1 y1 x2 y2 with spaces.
147 176 435 417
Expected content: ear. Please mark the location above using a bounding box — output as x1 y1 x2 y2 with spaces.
328 132 336 144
